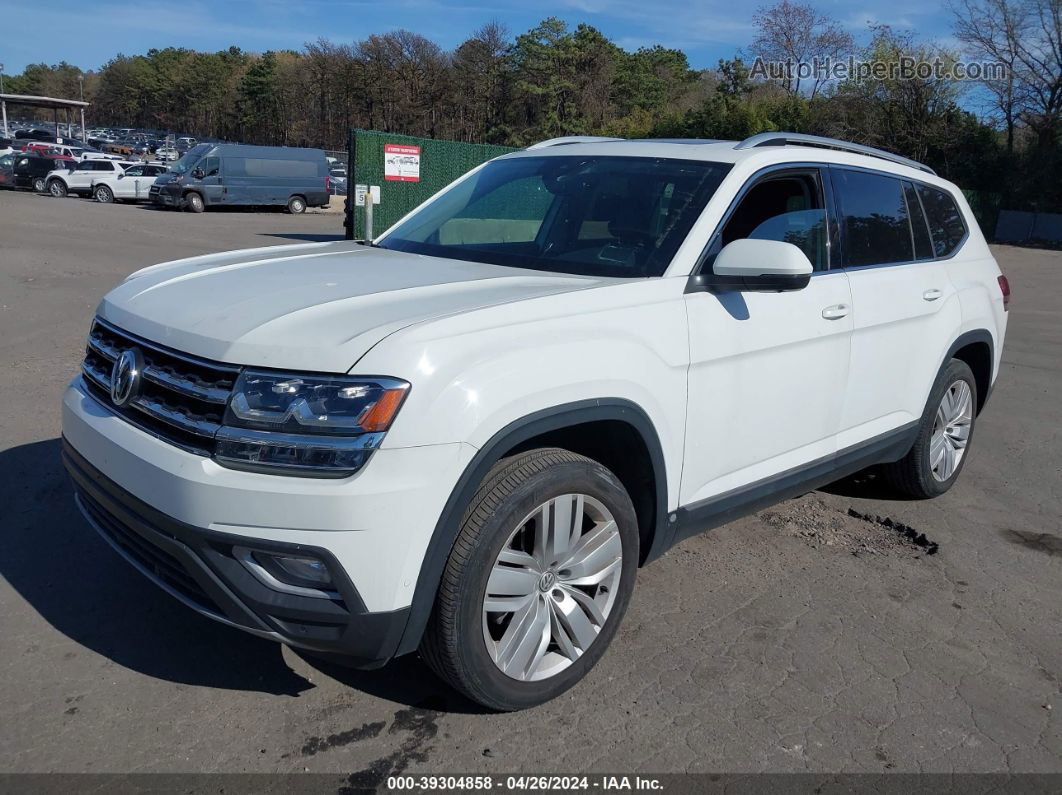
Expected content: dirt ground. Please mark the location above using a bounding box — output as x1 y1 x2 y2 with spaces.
0 191 1059 778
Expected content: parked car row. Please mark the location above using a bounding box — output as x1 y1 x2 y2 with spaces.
1 143 332 214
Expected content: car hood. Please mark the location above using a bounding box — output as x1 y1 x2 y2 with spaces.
97 242 608 372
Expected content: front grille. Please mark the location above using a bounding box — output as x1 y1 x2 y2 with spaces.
79 489 223 617
82 318 238 455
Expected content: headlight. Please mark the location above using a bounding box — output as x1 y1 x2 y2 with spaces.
214 371 409 477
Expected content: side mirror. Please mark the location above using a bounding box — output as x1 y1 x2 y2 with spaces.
192 168 204 180
688 238 814 294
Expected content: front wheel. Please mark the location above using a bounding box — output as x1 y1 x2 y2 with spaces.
48 179 67 198
32 177 46 193
883 358 978 498
286 195 307 214
184 192 205 213
94 185 114 203
421 448 638 711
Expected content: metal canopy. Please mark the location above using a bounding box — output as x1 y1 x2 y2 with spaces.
0 93 91 141
0 93 90 109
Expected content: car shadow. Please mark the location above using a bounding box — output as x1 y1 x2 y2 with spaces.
0 437 475 710
820 466 919 501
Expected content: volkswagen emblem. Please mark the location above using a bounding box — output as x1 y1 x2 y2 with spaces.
110 348 143 407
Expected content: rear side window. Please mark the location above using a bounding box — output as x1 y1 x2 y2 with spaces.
917 185 967 257
833 168 913 267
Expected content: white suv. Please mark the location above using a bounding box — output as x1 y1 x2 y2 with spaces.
90 163 169 203
62 133 1009 710
47 158 137 198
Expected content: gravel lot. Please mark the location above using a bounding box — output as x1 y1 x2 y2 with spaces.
1 191 1060 778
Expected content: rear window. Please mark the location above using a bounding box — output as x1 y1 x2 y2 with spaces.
225 157 320 179
833 168 914 267
917 185 967 257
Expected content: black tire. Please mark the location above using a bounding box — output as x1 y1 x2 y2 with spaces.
882 358 978 499
286 195 307 214
420 448 639 711
94 185 114 204
32 177 46 193
48 179 67 198
185 192 205 213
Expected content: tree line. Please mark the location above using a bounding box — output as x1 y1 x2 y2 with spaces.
4 0 1060 217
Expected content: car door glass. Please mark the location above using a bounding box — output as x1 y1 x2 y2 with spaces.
917 185 967 257
903 181 934 260
199 157 220 178
716 172 829 270
124 166 143 177
834 169 913 267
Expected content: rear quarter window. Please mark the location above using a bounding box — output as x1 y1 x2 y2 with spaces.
917 185 967 257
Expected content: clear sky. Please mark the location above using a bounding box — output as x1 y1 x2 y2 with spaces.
0 0 962 75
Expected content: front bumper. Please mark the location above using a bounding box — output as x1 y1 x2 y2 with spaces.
150 184 180 206
61 376 472 666
64 439 409 665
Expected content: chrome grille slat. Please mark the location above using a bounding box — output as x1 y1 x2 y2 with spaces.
141 365 231 404
81 318 236 455
129 395 222 438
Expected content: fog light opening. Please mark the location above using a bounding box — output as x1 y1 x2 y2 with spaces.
234 546 340 600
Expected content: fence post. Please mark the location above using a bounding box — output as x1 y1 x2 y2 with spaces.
344 128 355 240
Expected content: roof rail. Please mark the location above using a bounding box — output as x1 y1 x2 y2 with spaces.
734 132 936 175
526 136 624 149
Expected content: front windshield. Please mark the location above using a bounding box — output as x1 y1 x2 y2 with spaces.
377 155 731 278
170 143 211 174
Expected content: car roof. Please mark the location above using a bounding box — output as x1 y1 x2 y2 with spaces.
500 134 955 189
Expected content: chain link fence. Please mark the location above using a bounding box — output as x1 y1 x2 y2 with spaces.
345 129 516 239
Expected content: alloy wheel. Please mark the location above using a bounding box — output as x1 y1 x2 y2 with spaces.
482 493 622 682
930 379 973 481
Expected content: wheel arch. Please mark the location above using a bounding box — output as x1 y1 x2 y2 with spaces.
393 398 669 657
942 329 994 414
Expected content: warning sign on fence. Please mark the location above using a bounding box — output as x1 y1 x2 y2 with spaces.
384 144 421 182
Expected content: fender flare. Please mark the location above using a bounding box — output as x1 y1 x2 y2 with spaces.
393 398 669 657
940 329 995 411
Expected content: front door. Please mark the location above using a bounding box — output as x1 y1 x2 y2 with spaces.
193 156 224 205
681 166 853 509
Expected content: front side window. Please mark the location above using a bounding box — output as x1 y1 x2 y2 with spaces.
834 168 914 267
379 155 731 278
714 170 829 271
198 157 220 177
123 165 144 176
918 185 967 257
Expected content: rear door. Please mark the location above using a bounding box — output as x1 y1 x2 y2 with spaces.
68 159 106 191
831 167 962 448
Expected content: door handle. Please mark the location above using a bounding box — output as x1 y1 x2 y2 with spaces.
821 303 850 320
923 288 943 301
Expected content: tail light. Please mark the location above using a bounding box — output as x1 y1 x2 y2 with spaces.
998 275 1010 311
325 175 331 192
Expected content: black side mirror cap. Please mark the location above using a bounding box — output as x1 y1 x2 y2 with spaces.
685 271 812 294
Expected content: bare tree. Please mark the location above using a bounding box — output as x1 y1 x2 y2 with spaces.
752 0 854 97
951 0 1062 149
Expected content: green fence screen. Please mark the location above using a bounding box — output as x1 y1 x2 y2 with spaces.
347 129 516 239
